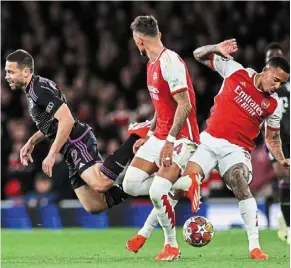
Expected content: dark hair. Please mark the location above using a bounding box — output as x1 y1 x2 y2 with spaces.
130 15 159 37
266 56 290 74
6 49 34 73
265 42 283 53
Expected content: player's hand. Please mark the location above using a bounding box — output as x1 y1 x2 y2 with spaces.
217 39 238 60
20 140 35 166
280 159 290 170
42 153 56 177
160 141 174 168
133 136 149 154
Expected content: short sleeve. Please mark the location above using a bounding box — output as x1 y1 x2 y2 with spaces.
265 98 282 130
160 51 188 94
210 54 244 78
35 81 64 116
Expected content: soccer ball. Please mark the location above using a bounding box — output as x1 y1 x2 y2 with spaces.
182 216 214 247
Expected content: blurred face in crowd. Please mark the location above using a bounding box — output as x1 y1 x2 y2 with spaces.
260 66 289 95
265 49 283 63
5 61 31 90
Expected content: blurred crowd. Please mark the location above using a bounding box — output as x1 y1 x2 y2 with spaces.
1 1 290 201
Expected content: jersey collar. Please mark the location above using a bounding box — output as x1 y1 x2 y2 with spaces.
25 74 35 93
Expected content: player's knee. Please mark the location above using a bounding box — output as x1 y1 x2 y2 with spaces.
149 177 166 203
83 204 106 215
122 166 149 196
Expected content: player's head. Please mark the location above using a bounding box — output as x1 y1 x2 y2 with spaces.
265 42 283 63
130 15 161 57
5 49 34 91
260 56 290 95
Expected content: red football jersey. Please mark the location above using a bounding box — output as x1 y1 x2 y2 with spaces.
146 48 200 143
205 54 282 151
128 120 151 138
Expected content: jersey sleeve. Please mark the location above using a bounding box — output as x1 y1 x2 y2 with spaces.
160 51 188 94
34 81 64 116
265 98 282 130
210 54 244 78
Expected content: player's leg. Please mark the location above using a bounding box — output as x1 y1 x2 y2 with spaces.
220 151 268 260
148 139 198 260
174 140 218 212
122 136 160 197
273 161 290 244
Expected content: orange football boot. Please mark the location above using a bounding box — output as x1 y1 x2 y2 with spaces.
250 248 269 260
155 244 181 261
126 234 146 253
184 173 202 213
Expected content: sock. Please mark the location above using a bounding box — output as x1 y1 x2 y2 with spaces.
149 176 178 247
101 134 140 180
239 198 260 251
138 198 178 238
279 182 290 227
104 184 130 208
172 173 201 191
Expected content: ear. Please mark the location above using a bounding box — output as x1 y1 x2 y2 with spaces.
23 67 30 78
158 31 162 39
262 66 269 72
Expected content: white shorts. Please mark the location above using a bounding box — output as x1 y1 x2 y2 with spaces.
189 132 253 184
135 135 197 171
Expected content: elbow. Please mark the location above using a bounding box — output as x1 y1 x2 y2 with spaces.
193 49 199 60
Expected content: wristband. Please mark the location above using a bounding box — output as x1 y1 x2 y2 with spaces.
166 135 176 143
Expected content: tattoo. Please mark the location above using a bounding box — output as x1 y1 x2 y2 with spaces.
266 130 285 163
150 113 157 132
169 91 192 138
223 163 253 201
193 44 219 68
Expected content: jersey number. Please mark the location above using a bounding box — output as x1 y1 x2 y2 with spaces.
173 143 183 155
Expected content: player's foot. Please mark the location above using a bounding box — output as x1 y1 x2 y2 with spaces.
126 234 146 253
184 173 201 213
276 213 287 241
250 248 269 260
155 244 181 261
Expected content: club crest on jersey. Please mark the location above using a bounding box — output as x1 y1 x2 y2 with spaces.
261 99 270 109
153 72 158 83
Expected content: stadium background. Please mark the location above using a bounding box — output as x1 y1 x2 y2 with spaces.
1 1 290 229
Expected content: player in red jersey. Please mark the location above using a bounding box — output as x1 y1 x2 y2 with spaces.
177 39 289 260
122 15 201 261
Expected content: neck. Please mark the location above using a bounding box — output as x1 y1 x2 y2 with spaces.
254 73 263 92
146 40 164 62
22 74 33 92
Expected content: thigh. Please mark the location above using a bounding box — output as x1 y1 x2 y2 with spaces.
134 136 163 168
218 147 252 182
74 184 108 213
171 138 197 171
188 143 218 178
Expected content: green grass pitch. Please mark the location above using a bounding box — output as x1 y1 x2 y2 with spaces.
2 228 289 268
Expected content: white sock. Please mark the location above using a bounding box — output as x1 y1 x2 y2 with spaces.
138 198 178 238
172 175 192 191
239 198 261 251
149 176 178 247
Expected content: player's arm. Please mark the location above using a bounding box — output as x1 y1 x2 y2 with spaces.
28 130 46 145
169 90 192 138
193 39 241 78
48 103 74 156
264 99 289 168
265 127 285 163
147 113 157 137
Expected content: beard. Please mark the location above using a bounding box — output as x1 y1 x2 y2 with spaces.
139 49 148 63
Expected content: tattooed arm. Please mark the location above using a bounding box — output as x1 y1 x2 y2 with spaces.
193 39 238 69
169 90 192 138
265 127 285 163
